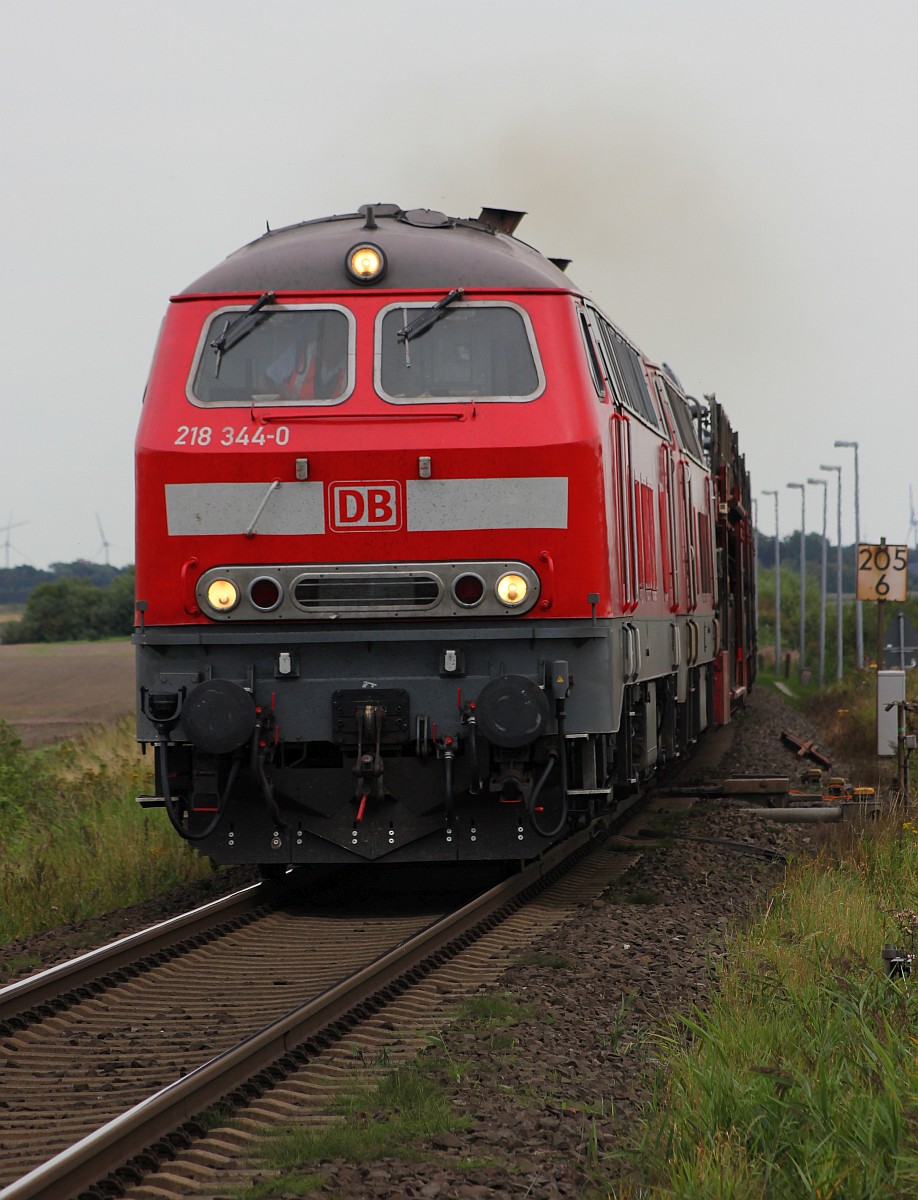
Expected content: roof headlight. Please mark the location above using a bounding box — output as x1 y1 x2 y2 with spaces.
496 573 528 607
346 242 387 284
206 578 239 612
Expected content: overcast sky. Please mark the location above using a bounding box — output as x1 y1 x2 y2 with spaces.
2 0 916 569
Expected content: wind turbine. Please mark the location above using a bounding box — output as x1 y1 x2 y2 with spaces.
0 515 28 569
95 514 111 566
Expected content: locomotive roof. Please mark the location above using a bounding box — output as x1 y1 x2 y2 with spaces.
180 205 577 295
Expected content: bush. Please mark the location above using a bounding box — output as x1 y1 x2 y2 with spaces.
1 568 135 643
0 721 40 825
0 717 215 945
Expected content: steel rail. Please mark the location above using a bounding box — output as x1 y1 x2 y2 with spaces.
0 881 269 1025
0 820 605 1200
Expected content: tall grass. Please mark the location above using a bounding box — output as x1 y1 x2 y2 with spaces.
803 673 885 764
630 823 918 1198
0 718 214 945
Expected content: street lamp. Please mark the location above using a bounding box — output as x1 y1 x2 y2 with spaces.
807 477 828 686
788 482 806 678
762 489 781 673
821 464 844 680
834 440 862 668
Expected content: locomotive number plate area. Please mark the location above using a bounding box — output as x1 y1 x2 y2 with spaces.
332 689 410 746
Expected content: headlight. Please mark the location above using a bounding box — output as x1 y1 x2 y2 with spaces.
206 578 239 612
346 242 387 284
495 573 528 607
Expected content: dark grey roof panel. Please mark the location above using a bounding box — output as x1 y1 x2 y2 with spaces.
179 207 576 295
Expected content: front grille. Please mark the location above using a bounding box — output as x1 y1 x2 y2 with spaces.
293 572 441 611
195 560 539 620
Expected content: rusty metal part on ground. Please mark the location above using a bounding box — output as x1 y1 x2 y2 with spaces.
659 776 789 799
780 730 832 769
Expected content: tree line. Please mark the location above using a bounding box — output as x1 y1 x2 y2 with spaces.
0 561 125 604
0 566 135 644
754 533 918 591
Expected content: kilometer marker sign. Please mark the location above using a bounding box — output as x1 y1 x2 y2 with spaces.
856 542 908 602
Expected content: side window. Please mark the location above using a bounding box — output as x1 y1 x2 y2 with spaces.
577 310 605 397
593 316 627 407
617 338 659 429
596 320 660 430
582 307 618 402
662 380 705 461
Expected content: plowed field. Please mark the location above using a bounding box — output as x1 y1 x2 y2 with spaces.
0 641 134 745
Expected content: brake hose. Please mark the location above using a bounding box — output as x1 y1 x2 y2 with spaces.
158 740 237 843
526 698 570 839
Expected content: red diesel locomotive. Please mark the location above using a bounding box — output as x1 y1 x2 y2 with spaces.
134 203 755 872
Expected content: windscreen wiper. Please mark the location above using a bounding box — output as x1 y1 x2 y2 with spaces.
211 291 275 377
397 288 464 344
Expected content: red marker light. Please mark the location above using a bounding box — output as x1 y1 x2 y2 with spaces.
453 573 485 606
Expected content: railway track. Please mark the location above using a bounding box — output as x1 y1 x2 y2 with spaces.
0 880 274 1032
0 868 448 1196
0 819 641 1200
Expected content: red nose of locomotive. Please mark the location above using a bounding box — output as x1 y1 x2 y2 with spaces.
135 283 609 630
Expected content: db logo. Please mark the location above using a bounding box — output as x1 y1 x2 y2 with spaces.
329 482 402 531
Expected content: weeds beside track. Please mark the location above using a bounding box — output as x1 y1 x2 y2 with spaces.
0 717 213 946
635 816 918 1198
